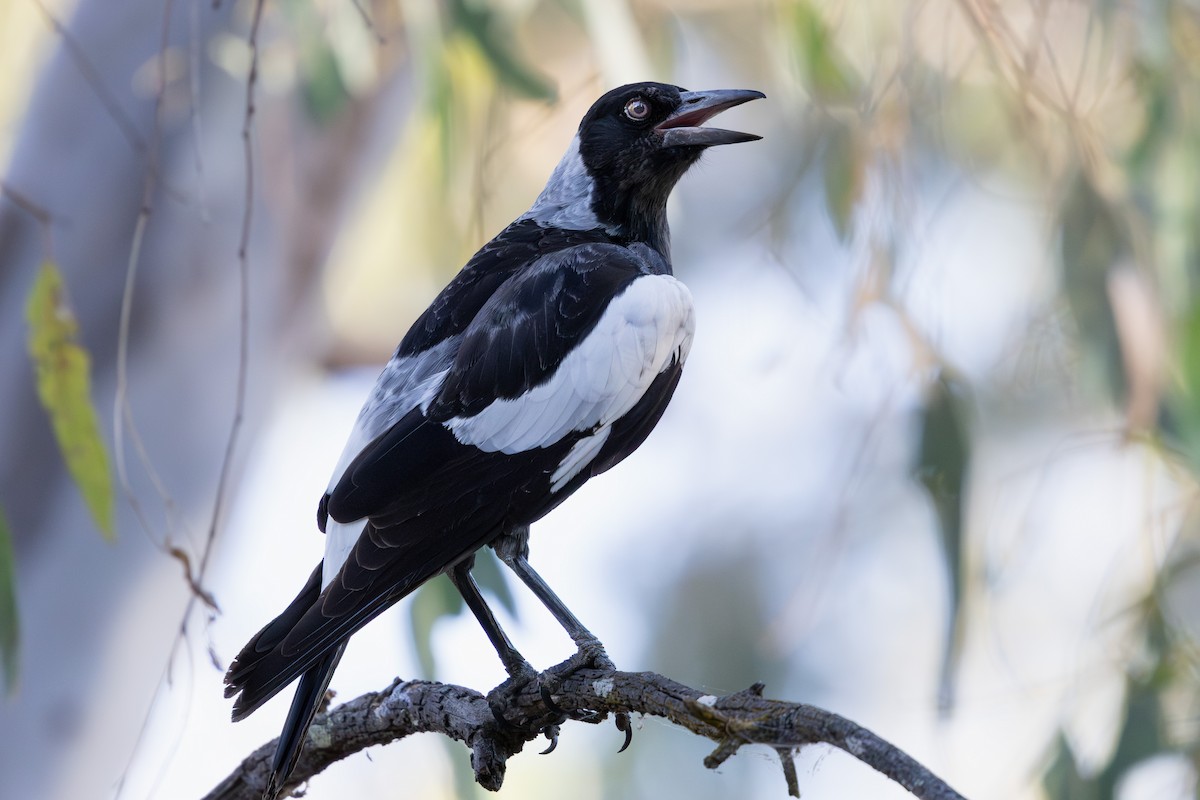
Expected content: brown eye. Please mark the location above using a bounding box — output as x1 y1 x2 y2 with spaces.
624 97 650 121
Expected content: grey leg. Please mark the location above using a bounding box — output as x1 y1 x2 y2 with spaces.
492 526 611 664
488 527 633 751
447 558 530 678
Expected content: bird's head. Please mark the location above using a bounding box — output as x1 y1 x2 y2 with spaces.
527 82 764 254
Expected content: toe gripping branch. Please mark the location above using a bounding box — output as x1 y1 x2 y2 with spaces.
486 650 635 757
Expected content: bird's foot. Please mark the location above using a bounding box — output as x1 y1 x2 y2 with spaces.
538 641 634 751
487 660 552 731
487 644 633 752
536 638 634 750
538 639 613 712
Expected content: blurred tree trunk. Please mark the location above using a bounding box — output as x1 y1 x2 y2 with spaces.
0 1 409 797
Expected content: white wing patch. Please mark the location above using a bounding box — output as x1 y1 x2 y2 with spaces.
550 427 611 492
445 274 695 481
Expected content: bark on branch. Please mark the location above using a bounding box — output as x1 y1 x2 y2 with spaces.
203 669 967 800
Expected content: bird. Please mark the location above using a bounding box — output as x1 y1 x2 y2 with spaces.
223 80 764 799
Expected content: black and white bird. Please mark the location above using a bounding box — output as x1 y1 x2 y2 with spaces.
224 81 763 798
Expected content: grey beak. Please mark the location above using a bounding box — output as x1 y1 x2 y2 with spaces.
656 89 765 148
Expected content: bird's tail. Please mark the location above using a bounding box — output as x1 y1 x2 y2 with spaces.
262 641 346 800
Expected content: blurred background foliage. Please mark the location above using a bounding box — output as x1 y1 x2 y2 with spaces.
3 0 1200 799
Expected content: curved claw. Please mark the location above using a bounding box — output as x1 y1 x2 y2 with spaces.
539 724 561 755
616 712 634 753
540 684 566 717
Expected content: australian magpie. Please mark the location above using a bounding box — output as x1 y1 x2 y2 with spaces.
224 81 763 798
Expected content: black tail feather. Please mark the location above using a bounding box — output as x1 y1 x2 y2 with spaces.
226 523 494 722
263 642 346 800
225 563 325 720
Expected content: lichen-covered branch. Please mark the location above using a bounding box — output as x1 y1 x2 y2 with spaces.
202 669 967 800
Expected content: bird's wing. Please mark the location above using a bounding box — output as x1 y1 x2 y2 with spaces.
328 242 693 522
225 243 693 717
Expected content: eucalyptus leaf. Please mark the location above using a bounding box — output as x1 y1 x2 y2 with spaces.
0 509 17 696
787 1 859 105
915 373 971 713
408 576 464 677
822 123 865 242
471 546 515 617
25 262 115 540
1060 177 1127 407
1167 299 1200 471
447 0 555 102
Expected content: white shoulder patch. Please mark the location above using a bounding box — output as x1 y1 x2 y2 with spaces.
445 274 695 477
520 136 601 231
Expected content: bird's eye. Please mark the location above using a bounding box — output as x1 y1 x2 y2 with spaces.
624 97 650 121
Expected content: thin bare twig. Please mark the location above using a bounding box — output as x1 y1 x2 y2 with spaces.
203 669 968 800
197 0 266 608
111 4 208 798
29 0 146 154
349 0 385 44
0 182 57 260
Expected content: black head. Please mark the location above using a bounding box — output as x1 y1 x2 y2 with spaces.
575 82 764 252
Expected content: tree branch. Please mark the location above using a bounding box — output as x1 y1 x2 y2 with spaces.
203 669 968 800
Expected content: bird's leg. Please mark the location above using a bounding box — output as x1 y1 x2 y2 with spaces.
490 528 634 749
492 527 629 732
447 558 530 678
492 527 614 672
447 559 545 729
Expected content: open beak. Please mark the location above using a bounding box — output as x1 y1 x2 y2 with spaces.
656 88 766 148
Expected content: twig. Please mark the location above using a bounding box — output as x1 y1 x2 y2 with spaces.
0 182 56 260
203 669 968 800
200 0 264 591
29 0 146 154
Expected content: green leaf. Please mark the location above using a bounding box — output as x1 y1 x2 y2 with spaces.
1168 304 1200 471
447 0 556 102
1060 176 1127 406
471 547 515 617
787 1 859 105
915 372 972 713
0 509 17 696
278 0 350 124
408 576 464 677
299 43 350 124
25 262 115 540
1041 658 1167 799
822 123 865 241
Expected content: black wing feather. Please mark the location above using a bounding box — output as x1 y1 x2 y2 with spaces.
397 220 617 357
428 243 643 420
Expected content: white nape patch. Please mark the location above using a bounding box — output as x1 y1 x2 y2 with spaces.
551 427 611 492
521 135 601 231
445 274 695 459
323 518 365 587
696 695 717 708
592 677 615 698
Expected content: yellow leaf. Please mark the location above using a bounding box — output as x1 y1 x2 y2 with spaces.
25 262 115 540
